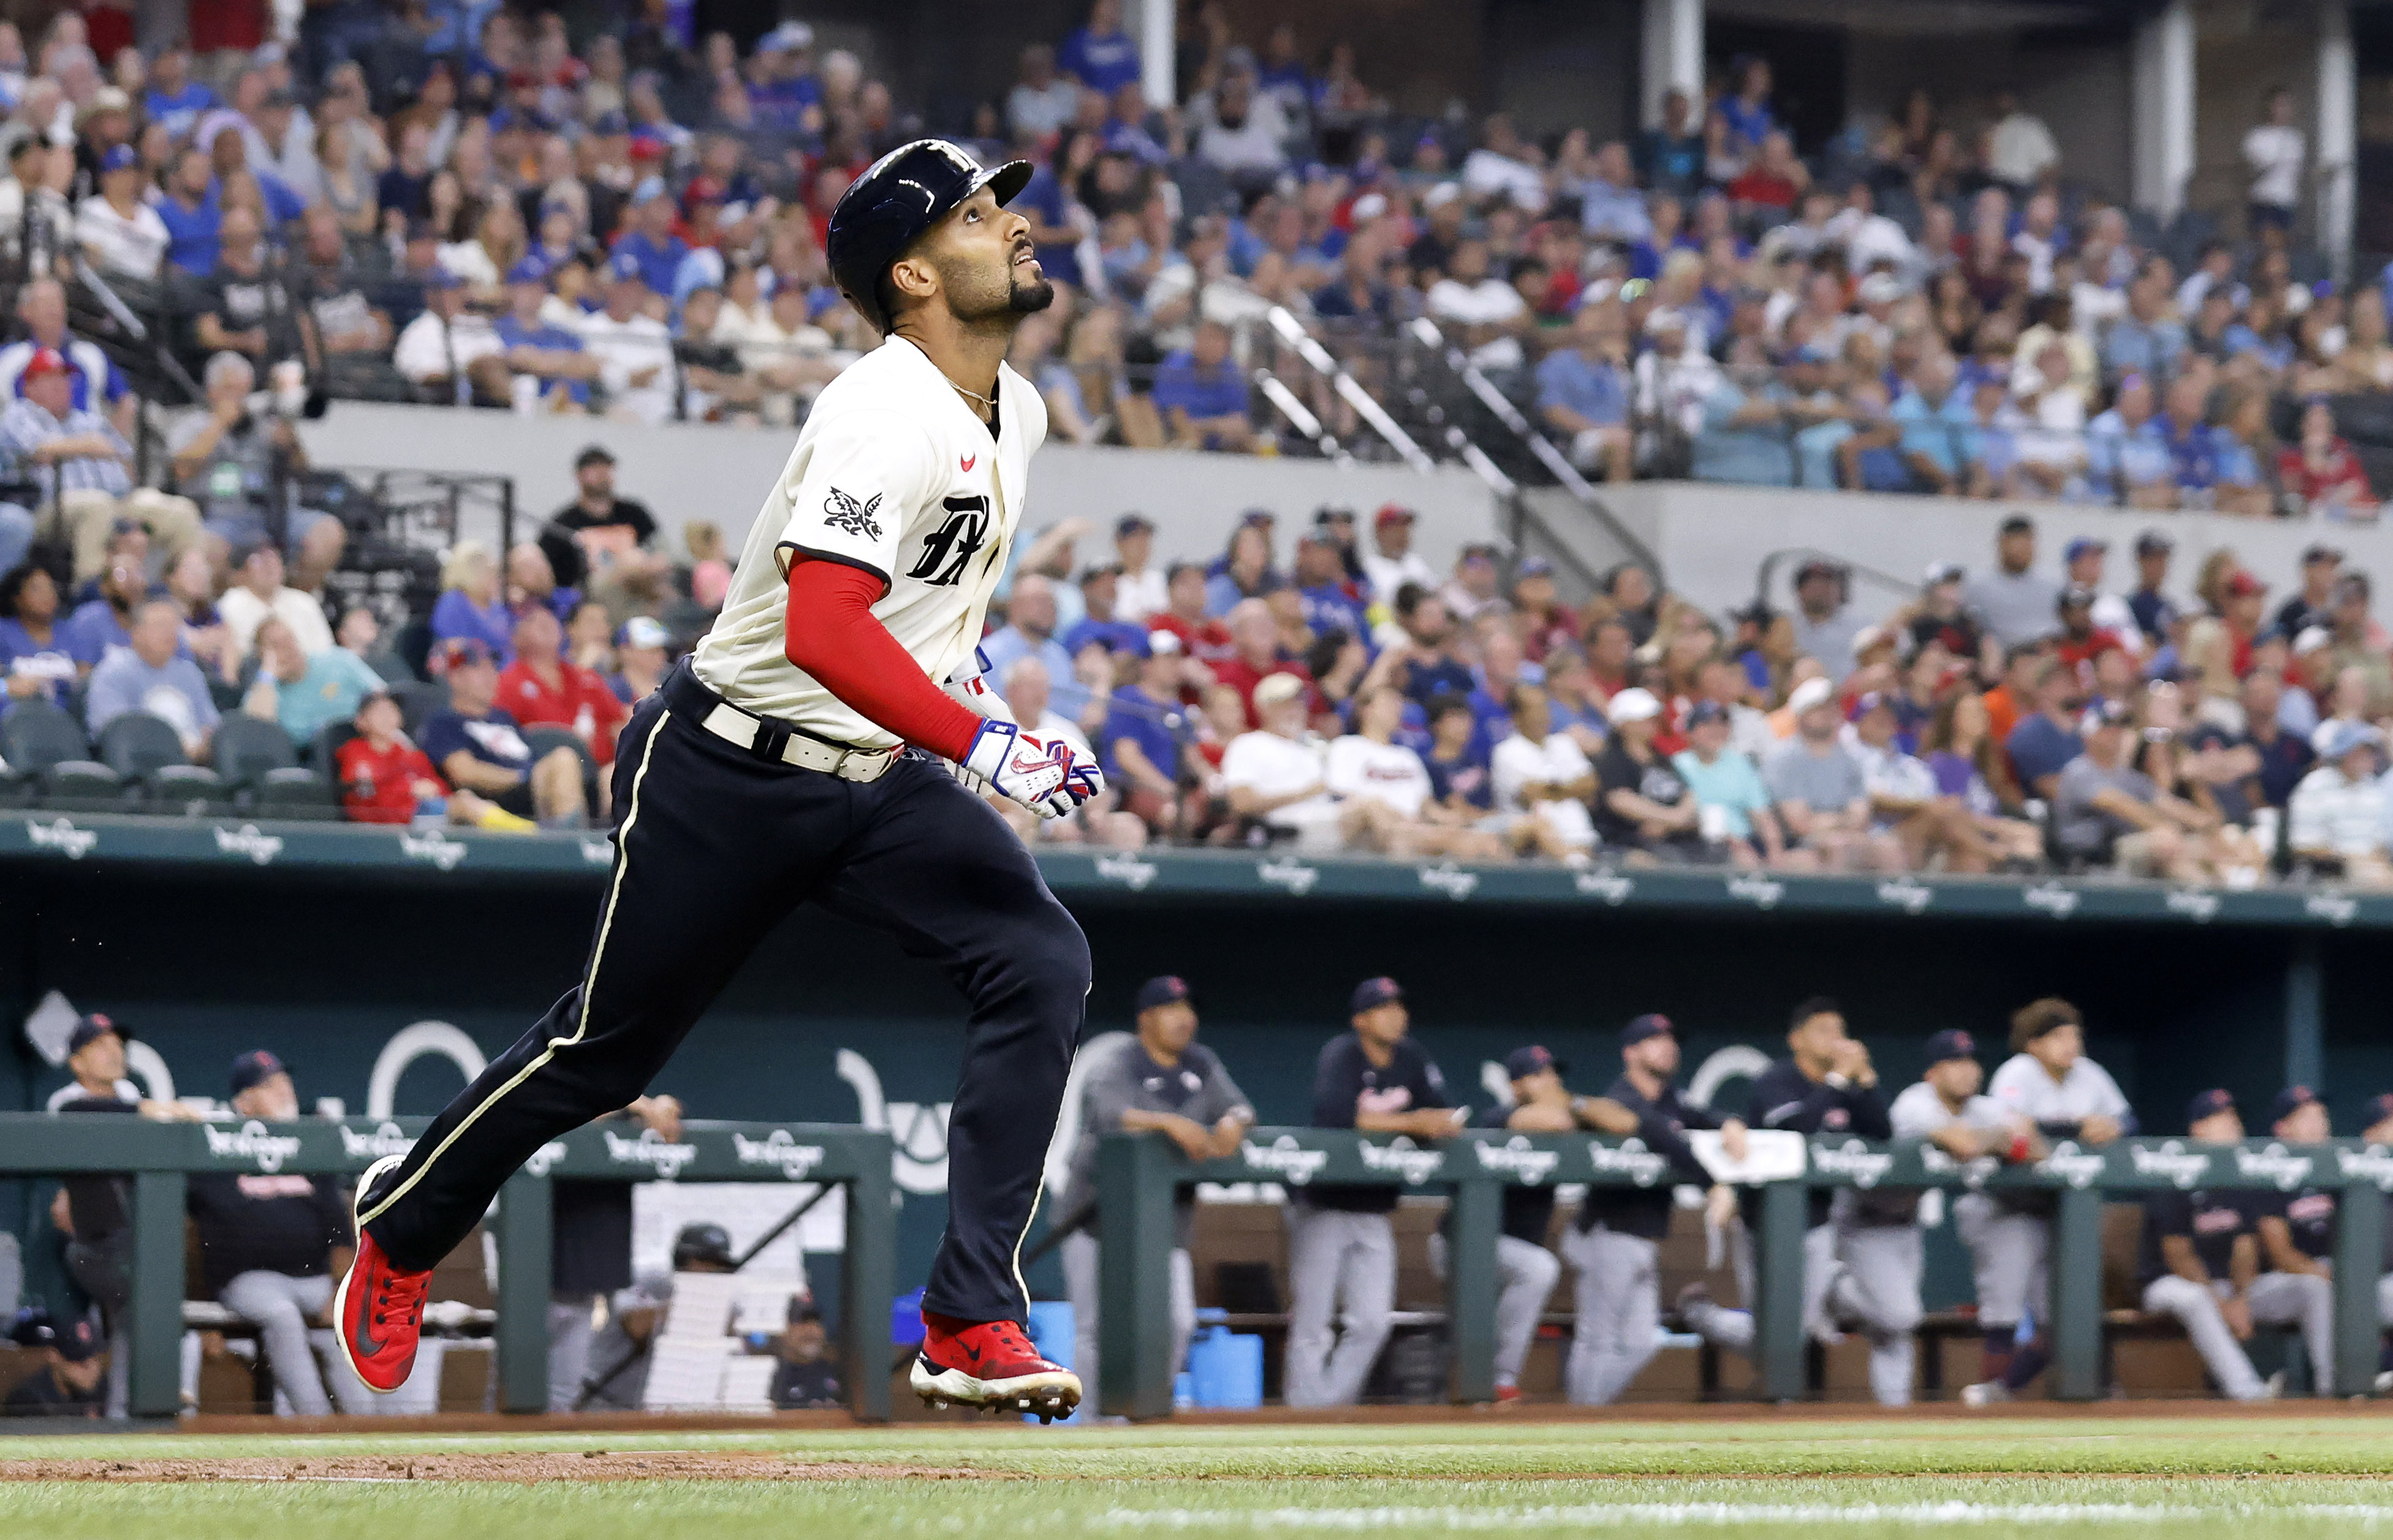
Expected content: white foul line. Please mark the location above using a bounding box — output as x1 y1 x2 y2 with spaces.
1102 1503 2393 1530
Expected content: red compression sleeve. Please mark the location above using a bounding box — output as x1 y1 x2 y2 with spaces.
783 559 984 761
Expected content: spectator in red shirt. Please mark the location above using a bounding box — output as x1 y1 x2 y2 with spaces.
2278 400 2377 520
1209 597 1310 727
495 605 628 766
336 690 530 830
2054 587 2126 670
1143 561 1233 670
1512 558 1579 664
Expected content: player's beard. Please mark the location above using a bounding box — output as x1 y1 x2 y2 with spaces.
1007 270 1056 315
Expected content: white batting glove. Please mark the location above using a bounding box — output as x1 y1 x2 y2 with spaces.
962 719 1075 819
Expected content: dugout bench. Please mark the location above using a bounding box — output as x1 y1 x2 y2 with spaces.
0 1115 894 1422
1096 1128 2393 1417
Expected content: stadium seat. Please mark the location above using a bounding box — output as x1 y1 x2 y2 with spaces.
214 715 298 795
256 766 341 821
307 721 361 780
98 712 192 783
524 724 603 810
147 764 230 816
1 697 89 777
394 680 447 738
39 759 128 813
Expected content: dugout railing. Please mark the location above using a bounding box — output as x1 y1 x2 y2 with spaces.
0 1115 894 1421
1095 1129 2393 1417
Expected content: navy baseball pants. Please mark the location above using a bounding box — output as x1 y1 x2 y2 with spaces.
359 662 1090 1324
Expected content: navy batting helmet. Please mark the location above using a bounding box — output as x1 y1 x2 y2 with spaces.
826 138 1033 335
672 1221 735 1271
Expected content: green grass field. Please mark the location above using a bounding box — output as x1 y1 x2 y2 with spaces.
5 1417 2393 1537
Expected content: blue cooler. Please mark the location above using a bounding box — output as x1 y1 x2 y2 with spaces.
1186 1322 1263 1409
890 1287 925 1348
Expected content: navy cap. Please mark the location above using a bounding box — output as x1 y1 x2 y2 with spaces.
2366 1093 2393 1130
1349 976 1403 1013
605 250 648 285
506 255 551 286
1685 699 1727 728
2134 529 2173 556
66 1013 122 1056
2063 537 2106 563
229 1049 286 1097
2078 698 2131 735
2269 1085 2321 1125
1923 1028 1978 1065
99 143 138 173
590 110 631 136
50 1317 100 1362
1116 513 1155 537
1504 1044 1564 1080
1134 975 1194 1012
423 264 466 290
1620 1012 1674 1047
2186 1087 2237 1126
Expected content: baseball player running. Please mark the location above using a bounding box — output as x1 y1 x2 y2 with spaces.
1569 1014 1743 1405
333 139 1104 1420
1962 998 2133 1405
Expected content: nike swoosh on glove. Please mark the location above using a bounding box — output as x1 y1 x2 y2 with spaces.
962 719 1076 819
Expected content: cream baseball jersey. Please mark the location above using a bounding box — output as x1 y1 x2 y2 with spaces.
694 334 1046 747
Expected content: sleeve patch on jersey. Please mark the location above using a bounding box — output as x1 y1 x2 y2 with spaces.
822 487 884 541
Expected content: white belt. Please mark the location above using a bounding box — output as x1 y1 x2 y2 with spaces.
698 702 900 783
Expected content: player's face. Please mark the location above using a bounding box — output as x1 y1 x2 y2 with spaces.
1926 1056 1982 1101
1626 1033 1678 1079
2028 1022 2082 1074
1352 1002 1408 1049
2191 1110 2243 1144
1139 1000 1198 1056
922 188 1050 325
2277 1102 2329 1142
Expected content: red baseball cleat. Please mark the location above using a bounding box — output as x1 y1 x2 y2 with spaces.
332 1156 433 1394
910 1311 1082 1421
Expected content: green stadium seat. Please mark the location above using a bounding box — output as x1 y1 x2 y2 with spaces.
256 766 341 821
2 697 89 776
214 715 298 795
148 764 230 816
40 759 128 813
98 712 191 783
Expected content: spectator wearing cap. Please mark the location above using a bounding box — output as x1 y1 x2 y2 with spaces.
1851 689 1997 873
1965 998 2133 1403
2060 537 2142 654
497 603 629 774
1360 506 1436 609
573 251 676 424
0 280 131 433
769 1304 843 1411
1103 631 1200 836
1058 975 1253 1407
4 347 205 589
169 353 346 583
609 615 673 706
1672 697 1794 869
1964 516 2062 651
1592 686 1704 860
337 685 529 830
1894 1030 2045 1407
393 265 507 403
1765 677 1888 871
2137 1090 2322 1402
2055 697 2229 880
606 175 689 300
1113 515 1167 623
1788 559 1862 681
4 1313 105 1417
1684 998 1894 1389
185 1052 373 1416
2277 544 2346 640
540 446 662 598
1221 670 1344 851
1536 302 1632 480
492 256 599 411
2052 586 2126 672
1439 544 1506 629
1063 564 1148 659
1898 563 1998 680
1294 534 1371 646
74 142 167 281
292 205 395 370
420 637 589 827
1513 558 1580 666
2288 721 2392 886
2125 531 2180 647
1443 1044 1622 1402
1288 977 1461 1408
1152 319 1253 453
547 1093 686 1411
1569 1014 1742 1405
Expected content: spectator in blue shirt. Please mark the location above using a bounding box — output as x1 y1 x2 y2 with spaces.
493 258 596 408
2004 656 2084 800
1578 140 1650 244
2101 270 2187 382
1061 564 1147 657
2083 375 2175 507
419 636 586 825
1633 88 1705 198
153 148 221 275
1421 695 1494 813
746 23 824 132
85 599 218 757
430 541 514 666
142 48 217 143
1718 57 1777 157
0 279 128 425
1101 632 1190 834
606 178 689 298
0 561 72 713
1691 352 1794 487
1891 352 1972 494
2153 375 2221 499
1010 151 1085 292
1152 319 1253 452
980 574 1087 720
1058 0 1143 95
1536 303 1631 479
1294 533 1370 645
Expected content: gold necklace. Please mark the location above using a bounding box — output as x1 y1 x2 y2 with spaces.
947 377 996 411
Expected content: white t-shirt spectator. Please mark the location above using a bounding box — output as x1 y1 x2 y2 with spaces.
1007 80 1081 140
1986 110 2060 187
216 583 335 661
392 309 504 387
1115 564 1168 623
2243 123 2305 210
1425 276 1527 370
575 310 677 425
1460 148 1546 212
1221 729 1343 849
1850 737 1938 829
1191 91 1289 173
1492 730 1596 849
75 195 169 280
2288 762 2386 857
1361 547 1438 607
1325 734 1432 819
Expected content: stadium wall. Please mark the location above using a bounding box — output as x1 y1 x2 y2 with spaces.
5 844 2380 1319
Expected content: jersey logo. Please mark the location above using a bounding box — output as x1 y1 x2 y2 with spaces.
823 487 884 541
960 452 976 471
905 493 992 588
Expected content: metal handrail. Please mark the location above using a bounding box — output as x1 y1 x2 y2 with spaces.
1265 306 1435 472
